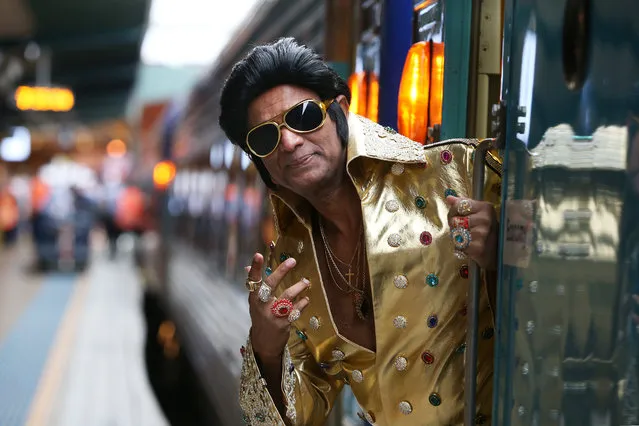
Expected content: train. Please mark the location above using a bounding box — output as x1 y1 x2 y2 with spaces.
136 1 639 425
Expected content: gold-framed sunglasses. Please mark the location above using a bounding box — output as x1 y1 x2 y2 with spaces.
246 98 334 158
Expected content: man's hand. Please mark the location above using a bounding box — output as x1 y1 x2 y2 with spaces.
446 196 499 270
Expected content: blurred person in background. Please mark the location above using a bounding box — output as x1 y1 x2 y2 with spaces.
219 38 502 425
0 180 19 246
99 179 123 259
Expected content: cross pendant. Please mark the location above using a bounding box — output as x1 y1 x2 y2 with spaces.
345 269 355 286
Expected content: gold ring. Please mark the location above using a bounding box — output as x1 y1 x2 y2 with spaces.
245 278 262 292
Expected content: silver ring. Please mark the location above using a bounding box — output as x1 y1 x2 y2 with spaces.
457 199 472 215
288 309 301 323
451 227 472 250
258 283 272 303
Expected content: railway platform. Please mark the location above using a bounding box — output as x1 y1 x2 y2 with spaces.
0 235 169 426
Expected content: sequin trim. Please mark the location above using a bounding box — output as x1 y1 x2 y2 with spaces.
239 337 292 425
358 116 426 163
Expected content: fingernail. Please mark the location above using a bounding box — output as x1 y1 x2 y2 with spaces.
305 296 310 302
302 278 310 285
286 258 296 267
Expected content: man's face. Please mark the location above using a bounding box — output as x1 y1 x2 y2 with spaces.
247 85 348 196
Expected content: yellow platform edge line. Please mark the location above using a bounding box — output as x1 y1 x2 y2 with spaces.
24 274 91 426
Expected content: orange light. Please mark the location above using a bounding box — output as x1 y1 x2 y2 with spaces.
14 86 75 112
106 139 127 158
348 71 379 122
348 72 368 116
367 73 379 123
429 42 445 130
398 41 430 144
153 161 176 189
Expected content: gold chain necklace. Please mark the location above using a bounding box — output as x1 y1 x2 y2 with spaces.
319 218 369 320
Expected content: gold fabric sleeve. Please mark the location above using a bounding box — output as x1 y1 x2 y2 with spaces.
239 330 344 426
239 337 291 425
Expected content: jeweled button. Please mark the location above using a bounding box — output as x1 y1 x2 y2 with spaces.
427 314 438 328
391 163 405 176
393 316 407 329
394 356 408 371
420 231 432 246
332 349 345 360
319 362 330 369
456 343 467 354
460 264 469 279
482 327 494 339
352 370 364 383
279 253 290 262
265 267 273 276
310 316 321 330
393 275 408 289
255 412 266 422
399 401 413 415
440 150 453 164
426 273 439 287
385 200 400 212
429 392 442 406
269 241 276 250
445 188 458 198
421 351 434 365
414 196 427 209
296 329 307 341
387 233 402 247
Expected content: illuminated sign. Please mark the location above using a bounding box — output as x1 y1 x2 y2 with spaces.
14 85 75 112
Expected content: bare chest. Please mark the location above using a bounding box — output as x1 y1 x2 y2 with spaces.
316 251 377 352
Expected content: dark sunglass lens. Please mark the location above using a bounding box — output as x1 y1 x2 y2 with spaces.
248 124 279 156
285 101 324 131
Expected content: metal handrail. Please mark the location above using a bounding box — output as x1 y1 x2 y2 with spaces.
464 137 496 426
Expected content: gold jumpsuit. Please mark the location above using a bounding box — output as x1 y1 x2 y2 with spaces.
239 114 502 426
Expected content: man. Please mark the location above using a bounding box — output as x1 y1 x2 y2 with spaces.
219 38 502 426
